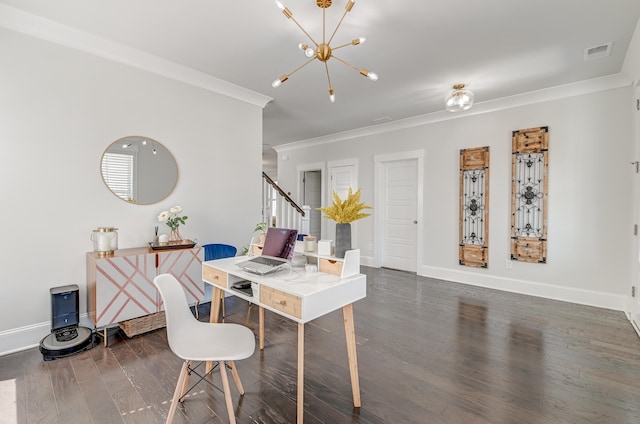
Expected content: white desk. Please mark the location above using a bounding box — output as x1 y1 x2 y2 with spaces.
202 252 366 424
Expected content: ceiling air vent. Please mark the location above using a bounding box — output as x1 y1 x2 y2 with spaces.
583 42 613 61
372 116 392 124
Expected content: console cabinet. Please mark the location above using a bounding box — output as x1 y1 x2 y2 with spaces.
87 246 203 328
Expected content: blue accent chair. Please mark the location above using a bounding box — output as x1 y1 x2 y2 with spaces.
202 243 237 320
203 243 237 261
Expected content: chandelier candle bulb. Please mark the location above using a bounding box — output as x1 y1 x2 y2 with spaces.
345 0 354 12
352 37 366 45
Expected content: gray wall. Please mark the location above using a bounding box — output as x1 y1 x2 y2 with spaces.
0 27 263 353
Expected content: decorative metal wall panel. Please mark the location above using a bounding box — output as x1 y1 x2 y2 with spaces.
459 147 490 268
511 127 549 263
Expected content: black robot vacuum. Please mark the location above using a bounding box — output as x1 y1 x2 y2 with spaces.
39 284 96 361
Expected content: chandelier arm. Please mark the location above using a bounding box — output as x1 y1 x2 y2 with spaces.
331 55 361 73
324 61 333 91
332 54 377 80
327 0 354 45
282 57 318 79
325 61 336 102
332 41 356 51
323 5 326 44
286 12 320 46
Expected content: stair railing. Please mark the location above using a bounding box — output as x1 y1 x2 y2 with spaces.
262 172 310 235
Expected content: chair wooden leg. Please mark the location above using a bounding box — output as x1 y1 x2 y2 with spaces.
259 306 265 350
207 288 223 374
219 360 236 424
180 361 191 398
167 361 189 424
221 292 226 321
228 361 245 395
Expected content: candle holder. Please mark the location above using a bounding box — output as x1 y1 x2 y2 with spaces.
91 227 118 257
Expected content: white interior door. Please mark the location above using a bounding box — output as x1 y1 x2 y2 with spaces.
632 83 640 331
303 170 322 238
326 162 357 242
381 158 418 272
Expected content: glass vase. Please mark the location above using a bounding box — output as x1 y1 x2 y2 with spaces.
169 227 183 242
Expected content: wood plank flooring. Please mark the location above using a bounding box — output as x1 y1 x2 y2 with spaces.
2 266 640 423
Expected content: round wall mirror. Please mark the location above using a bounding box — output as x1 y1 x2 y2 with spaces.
100 136 178 204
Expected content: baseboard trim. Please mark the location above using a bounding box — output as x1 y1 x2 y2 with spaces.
420 265 626 311
627 300 640 339
630 316 640 339
361 255 375 267
363 258 626 311
0 314 94 357
0 322 48 356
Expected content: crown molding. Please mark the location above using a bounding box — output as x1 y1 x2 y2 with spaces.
274 72 632 153
0 4 273 108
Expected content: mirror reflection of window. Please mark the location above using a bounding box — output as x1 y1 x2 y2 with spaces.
100 136 178 204
101 152 135 202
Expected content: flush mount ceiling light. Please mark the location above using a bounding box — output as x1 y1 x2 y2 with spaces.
445 84 475 112
272 0 378 103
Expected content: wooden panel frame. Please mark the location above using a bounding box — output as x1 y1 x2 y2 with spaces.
511 127 549 263
459 147 490 268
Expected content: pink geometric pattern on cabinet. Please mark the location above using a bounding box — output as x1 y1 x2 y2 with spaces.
157 247 204 307
95 253 157 327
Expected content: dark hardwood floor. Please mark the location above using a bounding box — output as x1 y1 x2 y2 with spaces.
2 267 640 423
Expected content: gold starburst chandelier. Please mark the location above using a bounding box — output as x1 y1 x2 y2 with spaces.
272 0 378 103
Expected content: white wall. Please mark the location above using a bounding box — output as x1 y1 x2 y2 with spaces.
0 28 263 353
622 16 640 81
277 86 634 310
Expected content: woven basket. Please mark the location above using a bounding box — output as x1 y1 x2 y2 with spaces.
119 311 166 338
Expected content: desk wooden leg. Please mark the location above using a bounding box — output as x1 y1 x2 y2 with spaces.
297 322 304 424
259 306 265 350
207 287 223 374
343 304 361 408
211 287 222 324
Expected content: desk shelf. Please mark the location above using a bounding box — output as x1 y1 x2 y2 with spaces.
248 238 360 279
297 245 360 279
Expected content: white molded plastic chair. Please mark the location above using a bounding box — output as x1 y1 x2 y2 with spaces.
154 274 255 424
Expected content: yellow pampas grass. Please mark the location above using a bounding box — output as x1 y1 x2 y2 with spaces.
317 188 372 224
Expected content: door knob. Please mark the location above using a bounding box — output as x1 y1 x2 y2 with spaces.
413 220 418 224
